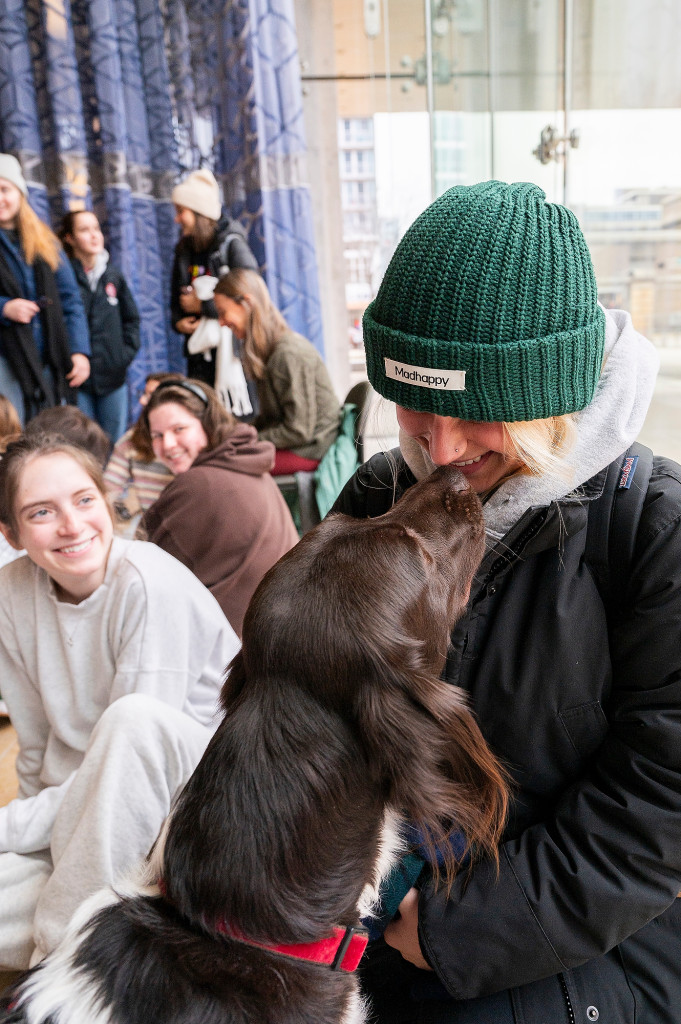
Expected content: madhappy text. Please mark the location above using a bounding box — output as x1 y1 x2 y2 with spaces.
384 358 466 391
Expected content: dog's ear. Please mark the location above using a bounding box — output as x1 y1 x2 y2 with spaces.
342 526 507 887
355 668 508 888
234 494 507 887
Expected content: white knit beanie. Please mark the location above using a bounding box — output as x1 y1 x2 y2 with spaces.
171 168 221 221
0 154 28 197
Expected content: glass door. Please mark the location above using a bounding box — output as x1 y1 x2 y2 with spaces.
299 0 680 457
430 0 566 203
428 0 681 458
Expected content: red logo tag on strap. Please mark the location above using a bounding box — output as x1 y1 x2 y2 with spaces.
217 922 368 972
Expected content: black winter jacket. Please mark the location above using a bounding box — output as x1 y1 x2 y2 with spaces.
334 449 681 1024
71 259 140 396
170 215 258 330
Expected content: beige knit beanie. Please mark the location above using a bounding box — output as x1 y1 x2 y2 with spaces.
171 168 221 221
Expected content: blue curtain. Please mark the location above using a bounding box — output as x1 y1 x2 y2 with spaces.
0 0 323 413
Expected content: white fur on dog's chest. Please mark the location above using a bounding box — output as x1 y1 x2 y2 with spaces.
358 809 405 921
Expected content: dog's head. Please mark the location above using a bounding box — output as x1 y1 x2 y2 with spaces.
226 465 506 879
235 463 484 699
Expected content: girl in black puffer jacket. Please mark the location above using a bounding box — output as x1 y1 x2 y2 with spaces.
60 210 140 444
170 168 258 387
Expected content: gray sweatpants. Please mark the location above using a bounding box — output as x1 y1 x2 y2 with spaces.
0 693 213 970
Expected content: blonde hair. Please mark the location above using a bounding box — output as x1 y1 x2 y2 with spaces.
214 268 288 380
0 394 22 449
504 414 577 480
16 194 61 270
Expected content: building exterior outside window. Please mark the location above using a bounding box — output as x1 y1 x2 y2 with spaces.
298 0 681 455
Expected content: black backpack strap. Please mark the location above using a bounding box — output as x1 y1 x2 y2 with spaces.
218 232 242 270
585 441 654 618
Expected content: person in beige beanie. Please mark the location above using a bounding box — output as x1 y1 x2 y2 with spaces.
171 168 222 222
170 168 258 386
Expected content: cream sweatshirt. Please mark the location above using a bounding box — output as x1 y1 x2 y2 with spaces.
0 537 239 855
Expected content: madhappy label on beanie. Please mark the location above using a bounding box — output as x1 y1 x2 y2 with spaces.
384 358 466 391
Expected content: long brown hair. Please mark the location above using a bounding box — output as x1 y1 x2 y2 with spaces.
189 213 218 253
25 405 111 468
0 433 112 542
175 213 218 255
16 194 61 270
214 268 288 380
129 372 186 461
137 379 237 457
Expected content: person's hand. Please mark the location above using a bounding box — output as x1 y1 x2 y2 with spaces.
3 298 40 323
179 288 202 314
384 887 432 970
66 353 90 388
176 316 198 335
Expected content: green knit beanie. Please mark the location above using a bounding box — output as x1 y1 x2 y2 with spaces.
363 180 605 422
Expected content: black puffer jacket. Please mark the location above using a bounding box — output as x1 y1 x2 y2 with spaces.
170 216 258 387
334 449 681 1024
170 215 258 329
71 258 140 396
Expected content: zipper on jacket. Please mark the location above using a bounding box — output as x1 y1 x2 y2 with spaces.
479 507 551 593
559 974 576 1024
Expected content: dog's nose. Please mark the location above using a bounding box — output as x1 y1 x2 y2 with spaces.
449 475 470 493
433 464 470 492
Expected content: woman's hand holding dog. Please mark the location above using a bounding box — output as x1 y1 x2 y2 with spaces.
384 888 432 971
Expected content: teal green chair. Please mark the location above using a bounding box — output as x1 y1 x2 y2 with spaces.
276 380 372 535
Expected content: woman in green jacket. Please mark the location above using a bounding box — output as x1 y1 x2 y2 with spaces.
213 268 340 475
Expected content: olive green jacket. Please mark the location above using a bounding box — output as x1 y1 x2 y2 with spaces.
254 330 340 460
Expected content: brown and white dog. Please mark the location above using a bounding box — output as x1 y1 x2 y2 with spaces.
2 464 507 1024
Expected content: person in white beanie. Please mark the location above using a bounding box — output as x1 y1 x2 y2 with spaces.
0 154 91 423
170 167 258 387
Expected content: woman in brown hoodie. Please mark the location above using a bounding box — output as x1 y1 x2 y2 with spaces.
139 379 298 635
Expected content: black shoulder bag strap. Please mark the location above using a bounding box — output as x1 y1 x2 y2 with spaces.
585 441 654 619
33 257 74 405
217 228 248 273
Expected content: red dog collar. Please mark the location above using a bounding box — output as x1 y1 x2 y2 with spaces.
157 881 368 972
216 921 369 972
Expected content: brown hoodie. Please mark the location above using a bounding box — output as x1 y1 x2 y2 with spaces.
143 423 298 636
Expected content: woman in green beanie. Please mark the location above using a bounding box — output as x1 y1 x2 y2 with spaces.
335 181 681 1023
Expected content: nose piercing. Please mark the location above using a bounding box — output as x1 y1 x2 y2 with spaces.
455 448 460 454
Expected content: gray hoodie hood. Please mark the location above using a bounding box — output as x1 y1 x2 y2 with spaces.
399 307 660 540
